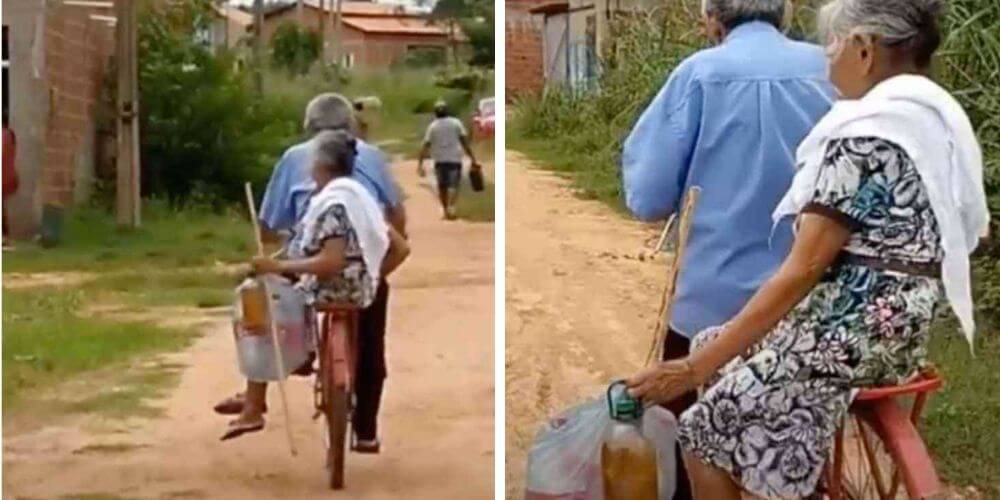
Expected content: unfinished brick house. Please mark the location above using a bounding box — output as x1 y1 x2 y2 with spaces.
505 0 545 99
4 0 116 237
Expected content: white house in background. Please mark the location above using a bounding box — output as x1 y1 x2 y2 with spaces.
529 0 659 89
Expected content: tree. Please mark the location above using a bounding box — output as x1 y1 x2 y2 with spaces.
270 22 321 75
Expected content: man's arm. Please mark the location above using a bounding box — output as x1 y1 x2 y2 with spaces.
258 150 297 244
460 135 478 167
621 66 701 222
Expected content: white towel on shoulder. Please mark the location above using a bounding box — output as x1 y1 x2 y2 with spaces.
773 74 989 350
304 176 390 294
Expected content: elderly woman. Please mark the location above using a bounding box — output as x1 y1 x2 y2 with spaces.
627 0 988 498
222 129 410 440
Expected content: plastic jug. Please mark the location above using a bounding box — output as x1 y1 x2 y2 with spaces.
237 277 269 332
601 381 658 500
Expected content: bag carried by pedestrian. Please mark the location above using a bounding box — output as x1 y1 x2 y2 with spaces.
469 165 485 192
524 382 677 500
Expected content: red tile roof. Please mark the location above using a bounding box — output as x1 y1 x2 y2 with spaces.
342 16 449 36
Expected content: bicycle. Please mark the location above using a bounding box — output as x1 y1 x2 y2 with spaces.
820 369 945 500
312 305 360 490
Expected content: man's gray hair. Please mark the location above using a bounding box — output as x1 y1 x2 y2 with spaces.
819 0 944 66
701 0 789 29
312 129 358 176
303 93 355 135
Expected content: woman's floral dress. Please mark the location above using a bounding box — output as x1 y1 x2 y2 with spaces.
677 137 945 498
289 202 375 309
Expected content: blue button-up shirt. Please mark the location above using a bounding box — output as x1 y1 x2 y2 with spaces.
259 137 400 232
622 22 835 338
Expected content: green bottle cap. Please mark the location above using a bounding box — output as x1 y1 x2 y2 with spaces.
607 380 643 421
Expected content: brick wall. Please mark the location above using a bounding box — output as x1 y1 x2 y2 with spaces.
42 3 113 206
505 0 544 99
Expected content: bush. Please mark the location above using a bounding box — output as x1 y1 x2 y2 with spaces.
270 22 321 75
138 0 299 207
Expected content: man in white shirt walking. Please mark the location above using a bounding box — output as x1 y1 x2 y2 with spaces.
418 101 480 220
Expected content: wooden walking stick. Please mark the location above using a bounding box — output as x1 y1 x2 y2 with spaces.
645 187 701 366
245 182 298 456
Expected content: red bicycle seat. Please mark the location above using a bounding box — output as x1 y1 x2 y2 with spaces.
854 372 944 402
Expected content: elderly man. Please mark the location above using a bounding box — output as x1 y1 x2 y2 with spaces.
217 93 403 453
621 0 834 497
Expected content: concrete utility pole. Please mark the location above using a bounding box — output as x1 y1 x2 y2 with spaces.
332 0 343 68
115 0 140 227
318 0 326 61
253 0 264 92
296 0 304 23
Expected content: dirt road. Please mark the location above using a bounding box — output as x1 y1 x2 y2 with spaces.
504 151 667 498
3 159 495 499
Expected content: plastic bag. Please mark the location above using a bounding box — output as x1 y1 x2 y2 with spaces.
524 395 677 500
232 275 313 382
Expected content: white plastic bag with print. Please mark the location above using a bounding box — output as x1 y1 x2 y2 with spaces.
524 387 678 500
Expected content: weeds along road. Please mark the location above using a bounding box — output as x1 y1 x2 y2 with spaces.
504 151 668 499
3 158 495 499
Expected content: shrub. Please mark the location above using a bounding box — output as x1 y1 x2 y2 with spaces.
138 0 298 207
270 22 321 75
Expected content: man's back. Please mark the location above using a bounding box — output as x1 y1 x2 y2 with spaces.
622 21 835 337
259 137 400 233
424 117 467 165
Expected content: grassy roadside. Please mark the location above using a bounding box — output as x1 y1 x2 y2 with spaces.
2 205 250 419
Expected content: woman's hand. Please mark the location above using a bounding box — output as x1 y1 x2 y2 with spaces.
626 359 700 406
251 256 283 275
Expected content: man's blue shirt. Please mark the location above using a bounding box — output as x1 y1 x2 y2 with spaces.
259 137 399 232
622 22 836 337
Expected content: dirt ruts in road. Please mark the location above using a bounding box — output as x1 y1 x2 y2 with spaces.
3 158 495 499
504 151 668 499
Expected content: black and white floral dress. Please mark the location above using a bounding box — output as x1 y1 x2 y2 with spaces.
288 202 375 309
677 137 945 498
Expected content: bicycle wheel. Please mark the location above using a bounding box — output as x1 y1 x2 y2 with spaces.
324 383 350 490
837 416 905 500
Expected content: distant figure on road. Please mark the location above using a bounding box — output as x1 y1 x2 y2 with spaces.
620 0 835 497
216 94 406 453
418 101 480 220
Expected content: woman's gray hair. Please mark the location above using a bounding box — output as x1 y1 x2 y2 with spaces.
819 0 945 67
701 0 789 29
312 129 358 177
304 93 356 135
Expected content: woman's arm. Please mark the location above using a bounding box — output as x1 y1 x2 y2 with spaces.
381 226 411 277
628 213 852 403
686 213 851 380
252 238 348 278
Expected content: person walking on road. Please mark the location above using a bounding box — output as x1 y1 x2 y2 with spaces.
216 93 405 453
418 101 480 220
620 0 835 497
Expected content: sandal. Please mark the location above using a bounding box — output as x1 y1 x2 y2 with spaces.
213 393 268 416
352 437 381 454
220 417 265 441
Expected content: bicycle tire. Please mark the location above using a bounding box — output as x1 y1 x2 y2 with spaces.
325 382 350 490
837 415 904 500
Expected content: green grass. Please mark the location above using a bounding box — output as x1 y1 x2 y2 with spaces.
455 178 495 223
2 202 253 273
81 267 243 309
508 132 626 211
455 139 496 223
2 288 197 411
925 321 1000 497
